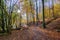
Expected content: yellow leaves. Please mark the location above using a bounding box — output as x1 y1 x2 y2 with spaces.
54 4 60 12
44 3 60 18
24 0 29 6
23 0 30 13
23 0 35 14
54 4 60 17
20 0 22 1
38 13 43 20
44 8 50 18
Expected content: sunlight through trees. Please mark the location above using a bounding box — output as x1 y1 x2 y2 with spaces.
0 0 60 33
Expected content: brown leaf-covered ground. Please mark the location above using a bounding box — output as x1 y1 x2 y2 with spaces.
0 26 60 40
46 18 60 31
0 18 60 40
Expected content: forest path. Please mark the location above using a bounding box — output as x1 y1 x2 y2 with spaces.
0 26 60 40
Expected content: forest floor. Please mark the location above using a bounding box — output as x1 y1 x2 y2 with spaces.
0 18 60 40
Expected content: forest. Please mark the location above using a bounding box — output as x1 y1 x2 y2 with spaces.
0 0 60 40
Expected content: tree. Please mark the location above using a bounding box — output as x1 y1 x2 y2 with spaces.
23 0 35 25
29 0 35 24
35 0 39 25
52 0 55 18
0 0 8 32
23 0 29 25
4 0 18 32
48 0 51 18
0 0 5 32
42 0 46 28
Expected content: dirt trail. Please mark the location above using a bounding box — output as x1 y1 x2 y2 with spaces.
0 26 60 40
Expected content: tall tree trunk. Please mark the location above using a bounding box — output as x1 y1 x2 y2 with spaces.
29 0 35 24
1 0 5 32
26 13 29 25
49 0 51 18
52 0 55 18
19 2 21 27
42 0 46 28
7 0 12 33
1 9 5 32
35 0 39 25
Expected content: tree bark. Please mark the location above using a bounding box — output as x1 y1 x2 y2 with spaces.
42 0 46 28
35 0 39 25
